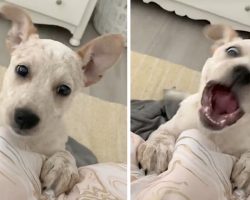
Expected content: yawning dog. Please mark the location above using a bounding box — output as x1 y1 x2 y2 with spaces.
0 5 123 196
138 24 250 196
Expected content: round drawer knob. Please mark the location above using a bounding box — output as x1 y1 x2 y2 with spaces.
56 0 62 5
245 5 250 11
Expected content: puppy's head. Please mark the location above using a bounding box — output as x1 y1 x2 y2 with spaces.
0 5 124 136
199 24 250 131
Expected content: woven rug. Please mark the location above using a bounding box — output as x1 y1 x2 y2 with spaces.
131 51 201 100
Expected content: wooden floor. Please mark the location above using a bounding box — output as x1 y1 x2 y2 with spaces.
131 0 218 71
0 16 127 105
131 0 250 71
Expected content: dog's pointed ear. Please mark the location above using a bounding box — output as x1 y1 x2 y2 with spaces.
0 4 38 52
203 24 239 52
77 34 124 87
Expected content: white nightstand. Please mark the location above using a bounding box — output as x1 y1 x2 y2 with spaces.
4 0 97 46
143 0 250 32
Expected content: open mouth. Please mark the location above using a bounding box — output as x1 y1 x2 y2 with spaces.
199 81 244 130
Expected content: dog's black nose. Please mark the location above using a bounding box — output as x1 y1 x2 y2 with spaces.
14 108 40 129
232 65 250 86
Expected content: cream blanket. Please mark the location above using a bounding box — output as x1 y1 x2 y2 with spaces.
0 127 126 200
131 130 248 200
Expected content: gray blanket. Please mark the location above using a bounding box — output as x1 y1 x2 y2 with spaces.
131 89 188 140
66 137 98 167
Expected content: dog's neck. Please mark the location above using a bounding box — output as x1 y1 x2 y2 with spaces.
25 119 68 155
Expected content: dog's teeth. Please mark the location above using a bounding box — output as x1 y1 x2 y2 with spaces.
221 119 226 124
204 112 221 125
205 107 209 112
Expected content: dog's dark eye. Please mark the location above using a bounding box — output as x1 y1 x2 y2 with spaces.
226 46 240 57
15 65 29 77
56 84 71 96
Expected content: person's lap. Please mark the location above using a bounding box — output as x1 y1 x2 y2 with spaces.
131 129 238 200
0 127 126 200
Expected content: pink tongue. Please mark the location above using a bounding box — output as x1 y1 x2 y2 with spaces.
212 87 238 115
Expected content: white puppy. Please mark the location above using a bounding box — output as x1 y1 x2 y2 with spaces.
0 5 124 196
138 24 250 195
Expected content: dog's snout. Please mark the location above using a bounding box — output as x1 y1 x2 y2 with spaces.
14 108 40 130
232 66 250 86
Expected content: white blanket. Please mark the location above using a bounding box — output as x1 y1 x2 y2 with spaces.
131 129 248 200
0 127 126 200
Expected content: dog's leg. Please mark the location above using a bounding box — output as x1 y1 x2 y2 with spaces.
40 150 79 196
137 94 199 174
232 151 250 196
231 189 247 200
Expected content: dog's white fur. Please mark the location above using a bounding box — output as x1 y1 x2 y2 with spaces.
0 5 124 196
138 24 250 196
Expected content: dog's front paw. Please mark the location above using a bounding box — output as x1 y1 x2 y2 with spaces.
40 151 79 196
232 152 250 196
137 134 175 174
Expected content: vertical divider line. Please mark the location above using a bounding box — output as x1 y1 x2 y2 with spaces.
127 0 131 199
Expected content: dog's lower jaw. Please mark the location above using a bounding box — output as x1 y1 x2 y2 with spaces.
28 126 68 156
